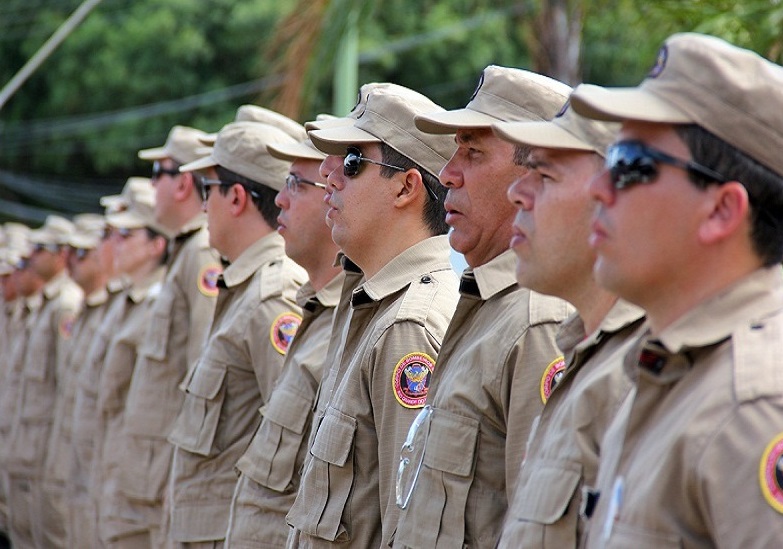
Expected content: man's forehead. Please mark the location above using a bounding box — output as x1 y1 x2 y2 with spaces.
454 127 494 144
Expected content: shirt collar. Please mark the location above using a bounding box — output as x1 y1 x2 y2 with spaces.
221 232 285 289
128 265 167 303
42 270 69 300
459 249 518 300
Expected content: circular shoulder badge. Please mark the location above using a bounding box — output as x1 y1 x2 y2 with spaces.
392 352 436 409
759 432 783 514
540 356 566 404
197 263 222 297
270 312 302 355
59 313 76 340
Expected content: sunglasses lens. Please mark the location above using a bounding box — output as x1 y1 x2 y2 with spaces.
607 144 658 189
344 154 361 177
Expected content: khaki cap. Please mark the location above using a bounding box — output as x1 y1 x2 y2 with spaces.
267 139 325 162
201 105 306 145
100 176 152 214
0 250 13 276
304 82 415 131
29 215 74 246
4 223 32 259
68 213 106 249
106 178 166 234
415 65 572 134
570 32 783 177
138 125 209 165
179 121 296 192
308 87 457 178
492 89 619 157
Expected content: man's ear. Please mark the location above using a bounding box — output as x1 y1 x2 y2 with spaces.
698 181 750 245
229 184 249 216
176 172 196 201
394 169 426 209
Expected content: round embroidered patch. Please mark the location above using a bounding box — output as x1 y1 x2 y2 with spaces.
392 352 436 409
759 432 783 514
58 314 75 340
197 264 222 297
270 312 302 355
540 356 566 404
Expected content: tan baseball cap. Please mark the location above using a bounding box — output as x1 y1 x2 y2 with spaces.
415 65 572 135
492 90 619 157
106 178 166 234
138 125 209 165
308 87 457 178
4 223 32 259
267 139 326 162
68 213 106 249
179 121 297 192
100 176 153 214
305 83 416 132
200 105 306 145
570 32 783 177
29 215 74 246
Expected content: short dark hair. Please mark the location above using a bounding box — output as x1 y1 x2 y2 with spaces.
513 144 533 167
215 165 280 228
379 143 449 235
144 227 169 265
676 124 783 266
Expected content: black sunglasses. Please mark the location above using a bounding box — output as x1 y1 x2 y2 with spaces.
201 178 262 202
343 146 438 201
151 160 182 180
285 173 326 194
606 140 727 190
32 242 61 254
70 247 91 260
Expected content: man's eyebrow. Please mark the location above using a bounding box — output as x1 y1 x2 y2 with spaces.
455 132 477 145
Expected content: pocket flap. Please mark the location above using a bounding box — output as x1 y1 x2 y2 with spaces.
310 408 356 467
514 464 582 524
262 386 313 435
423 410 479 477
186 359 227 400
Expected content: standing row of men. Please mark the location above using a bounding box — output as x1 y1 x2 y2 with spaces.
2 30 783 549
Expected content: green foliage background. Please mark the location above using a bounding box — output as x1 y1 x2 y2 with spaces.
1 0 782 223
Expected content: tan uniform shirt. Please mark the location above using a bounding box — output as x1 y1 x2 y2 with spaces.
168 232 306 543
585 267 783 549
227 273 344 548
118 219 220 508
287 235 460 548
6 271 82 478
496 300 645 549
96 267 167 543
393 250 572 549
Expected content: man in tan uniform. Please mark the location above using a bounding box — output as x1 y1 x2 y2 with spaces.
96 184 170 548
488 97 646 548
223 136 343 548
392 66 573 548
569 33 783 547
286 85 461 548
39 214 112 548
170 121 306 548
117 126 222 546
5 215 83 549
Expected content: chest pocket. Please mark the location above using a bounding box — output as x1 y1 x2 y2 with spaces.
287 407 356 542
503 461 582 549
169 358 228 456
142 289 175 361
237 385 314 492
396 409 480 549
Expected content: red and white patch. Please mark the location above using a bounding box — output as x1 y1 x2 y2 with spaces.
759 432 783 514
197 264 222 297
59 314 76 340
539 356 566 404
392 352 435 409
270 312 302 355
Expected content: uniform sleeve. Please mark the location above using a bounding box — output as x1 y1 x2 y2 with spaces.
367 319 441 536
501 319 564 500
697 401 783 548
181 246 221 369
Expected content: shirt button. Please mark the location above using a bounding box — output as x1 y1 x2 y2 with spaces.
420 275 432 284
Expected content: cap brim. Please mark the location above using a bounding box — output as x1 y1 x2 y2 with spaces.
137 146 168 161
308 125 381 156
304 116 354 132
100 194 123 208
570 84 692 124
492 121 595 152
67 234 99 249
267 141 325 162
106 211 146 230
199 133 217 145
179 154 218 173
415 108 500 134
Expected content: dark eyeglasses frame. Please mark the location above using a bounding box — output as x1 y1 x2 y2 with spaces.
151 160 182 180
32 242 61 254
116 227 139 239
606 140 727 190
285 173 326 194
70 247 91 260
343 146 439 202
201 178 262 202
